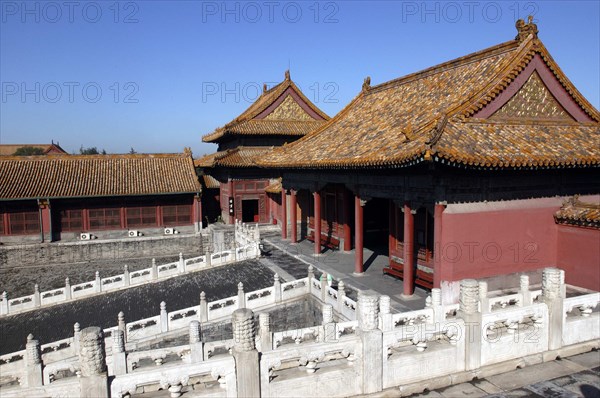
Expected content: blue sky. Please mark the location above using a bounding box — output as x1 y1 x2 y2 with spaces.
1 1 598 156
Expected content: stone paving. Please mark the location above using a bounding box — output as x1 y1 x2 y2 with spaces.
262 232 428 312
405 351 600 397
0 260 275 354
0 253 203 298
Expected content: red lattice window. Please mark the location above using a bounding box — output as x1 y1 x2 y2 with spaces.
8 211 40 235
60 209 83 231
162 205 192 226
126 207 157 227
89 208 121 230
0 214 4 235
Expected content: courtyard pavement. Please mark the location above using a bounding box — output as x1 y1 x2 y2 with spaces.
364 350 600 398
262 232 429 313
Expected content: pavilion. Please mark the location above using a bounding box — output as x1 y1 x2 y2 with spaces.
196 71 329 225
259 18 600 299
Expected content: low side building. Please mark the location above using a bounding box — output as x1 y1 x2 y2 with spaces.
196 71 329 224
0 143 67 156
0 152 202 244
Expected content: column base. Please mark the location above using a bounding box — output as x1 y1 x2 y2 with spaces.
400 293 419 300
352 272 365 277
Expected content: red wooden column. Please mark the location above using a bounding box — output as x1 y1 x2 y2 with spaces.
228 179 234 224
193 194 202 231
281 189 287 239
38 199 52 242
388 200 396 258
403 202 415 296
433 203 445 289
342 189 352 251
313 190 321 255
354 195 364 274
290 190 297 243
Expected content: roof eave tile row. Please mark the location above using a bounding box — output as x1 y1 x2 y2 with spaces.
0 153 202 200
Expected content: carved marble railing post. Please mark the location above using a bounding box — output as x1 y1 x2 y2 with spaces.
123 265 130 287
258 312 272 351
160 301 169 333
378 295 393 331
112 329 127 375
25 334 43 387
206 251 212 267
64 277 72 300
322 304 336 342
273 273 282 303
118 311 127 342
179 252 185 273
431 288 444 323
520 275 532 306
457 279 481 371
237 282 246 309
307 265 314 296
320 272 328 301
33 284 41 307
337 281 346 313
479 281 489 314
189 320 204 363
559 270 566 299
95 271 101 293
78 327 109 398
151 258 158 280
542 267 563 350
73 322 81 353
1 291 8 315
231 308 260 397
357 291 383 394
199 291 208 322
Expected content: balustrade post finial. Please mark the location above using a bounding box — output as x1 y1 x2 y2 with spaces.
238 282 246 309
189 320 204 363
459 279 479 315
231 308 260 397
273 273 282 303
1 291 8 315
199 291 208 322
33 284 41 307
232 308 256 352
112 329 127 375
95 271 101 293
358 291 379 331
160 302 168 333
25 333 43 387
151 258 158 280
78 326 108 382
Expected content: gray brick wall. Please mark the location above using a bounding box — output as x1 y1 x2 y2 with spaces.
0 234 206 267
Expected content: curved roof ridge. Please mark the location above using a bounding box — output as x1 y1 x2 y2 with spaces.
202 73 329 143
367 40 520 95
258 91 366 167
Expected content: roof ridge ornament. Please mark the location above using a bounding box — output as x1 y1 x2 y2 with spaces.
284 70 291 81
362 76 371 92
515 15 538 42
263 83 268 93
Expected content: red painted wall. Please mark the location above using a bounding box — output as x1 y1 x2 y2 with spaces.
557 225 600 291
439 199 561 282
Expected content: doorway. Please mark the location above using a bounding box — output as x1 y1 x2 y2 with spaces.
242 199 259 222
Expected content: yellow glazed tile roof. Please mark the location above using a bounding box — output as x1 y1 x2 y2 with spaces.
0 153 201 200
259 22 599 170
